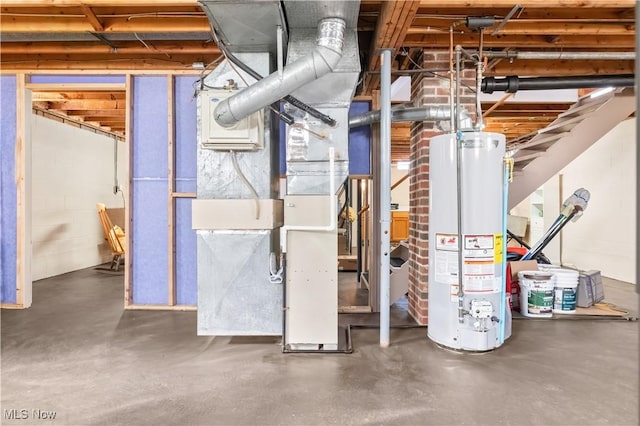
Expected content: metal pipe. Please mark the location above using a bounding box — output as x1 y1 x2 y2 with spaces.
491 4 522 36
349 105 451 128
379 48 392 348
475 61 483 130
482 74 634 93
483 51 635 61
214 17 345 127
449 25 455 135
454 45 465 324
276 25 284 79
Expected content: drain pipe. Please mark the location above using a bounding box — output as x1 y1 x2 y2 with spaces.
379 49 392 349
214 17 346 127
482 74 634 94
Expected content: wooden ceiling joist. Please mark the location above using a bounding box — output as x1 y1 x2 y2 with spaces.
0 16 211 33
363 0 420 94
1 41 219 55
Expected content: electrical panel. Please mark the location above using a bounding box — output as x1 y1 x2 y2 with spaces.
200 89 264 151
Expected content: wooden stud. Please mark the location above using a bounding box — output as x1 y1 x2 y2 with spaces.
171 192 196 198
124 74 133 307
124 304 196 311
167 75 177 307
15 73 32 309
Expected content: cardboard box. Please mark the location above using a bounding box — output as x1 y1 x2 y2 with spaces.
509 260 539 281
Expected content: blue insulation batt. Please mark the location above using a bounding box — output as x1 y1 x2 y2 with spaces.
131 76 169 305
30 75 125 84
174 76 198 305
0 75 17 304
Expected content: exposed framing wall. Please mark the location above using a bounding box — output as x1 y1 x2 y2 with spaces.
1 71 200 311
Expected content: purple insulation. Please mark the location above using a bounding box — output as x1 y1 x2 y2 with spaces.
174 76 197 305
0 76 17 304
131 76 169 305
348 101 372 176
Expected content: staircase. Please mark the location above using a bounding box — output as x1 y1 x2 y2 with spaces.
508 87 636 209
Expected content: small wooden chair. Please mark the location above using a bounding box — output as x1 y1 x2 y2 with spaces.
96 203 126 271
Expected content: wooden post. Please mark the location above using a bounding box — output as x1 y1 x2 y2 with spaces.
124 74 133 307
167 75 177 306
15 73 32 308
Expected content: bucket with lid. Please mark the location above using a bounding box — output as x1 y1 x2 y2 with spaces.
551 269 579 313
518 271 555 318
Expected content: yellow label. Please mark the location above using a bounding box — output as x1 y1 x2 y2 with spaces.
494 234 503 263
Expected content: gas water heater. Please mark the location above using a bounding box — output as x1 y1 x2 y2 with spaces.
428 131 511 351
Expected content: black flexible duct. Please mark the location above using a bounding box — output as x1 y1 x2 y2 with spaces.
482 74 634 94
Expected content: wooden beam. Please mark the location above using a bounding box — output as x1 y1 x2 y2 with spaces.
0 16 210 32
66 109 125 116
483 93 513 118
124 304 197 311
167 75 176 307
25 83 125 91
41 100 124 109
31 91 125 101
364 1 420 94
0 41 220 55
1 58 217 71
80 4 104 31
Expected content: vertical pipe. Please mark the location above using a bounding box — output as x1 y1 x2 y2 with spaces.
499 161 509 344
277 25 284 79
449 26 455 131
454 46 464 323
475 61 483 130
379 49 392 348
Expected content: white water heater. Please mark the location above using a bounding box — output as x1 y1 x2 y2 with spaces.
427 131 510 351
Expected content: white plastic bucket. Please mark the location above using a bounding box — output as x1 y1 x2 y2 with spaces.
551 269 579 314
518 271 555 318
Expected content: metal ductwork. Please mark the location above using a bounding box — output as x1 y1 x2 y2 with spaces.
482 74 635 94
213 17 346 128
349 105 473 129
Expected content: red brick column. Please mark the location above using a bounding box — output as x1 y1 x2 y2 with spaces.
407 51 476 325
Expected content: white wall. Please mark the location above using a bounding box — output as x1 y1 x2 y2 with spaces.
31 115 128 280
391 167 410 211
555 118 636 283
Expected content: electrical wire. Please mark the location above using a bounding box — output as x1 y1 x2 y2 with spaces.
230 151 260 220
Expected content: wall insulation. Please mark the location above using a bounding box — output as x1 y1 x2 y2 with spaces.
0 75 17 304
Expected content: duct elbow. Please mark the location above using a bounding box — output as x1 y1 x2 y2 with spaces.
213 17 346 128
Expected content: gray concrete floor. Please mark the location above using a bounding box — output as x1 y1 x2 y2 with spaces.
1 267 638 425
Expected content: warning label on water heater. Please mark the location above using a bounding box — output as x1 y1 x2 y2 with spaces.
462 234 499 293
